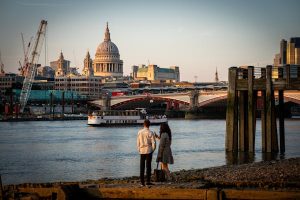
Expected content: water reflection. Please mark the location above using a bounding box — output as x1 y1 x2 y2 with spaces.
261 152 285 161
226 152 286 165
225 152 254 165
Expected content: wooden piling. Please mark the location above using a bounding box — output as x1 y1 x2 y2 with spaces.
266 65 273 153
271 91 279 152
261 68 266 152
248 66 255 152
279 90 285 153
239 91 246 151
225 65 290 153
286 65 290 88
261 90 266 152
226 67 238 152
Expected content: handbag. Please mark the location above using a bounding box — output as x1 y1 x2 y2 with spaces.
153 162 165 182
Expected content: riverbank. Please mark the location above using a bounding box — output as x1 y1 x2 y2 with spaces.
2 157 300 199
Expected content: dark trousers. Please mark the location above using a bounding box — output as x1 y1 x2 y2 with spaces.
140 153 153 184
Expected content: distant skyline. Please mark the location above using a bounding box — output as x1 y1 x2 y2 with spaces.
0 0 300 81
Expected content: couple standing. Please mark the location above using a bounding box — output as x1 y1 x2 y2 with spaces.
136 119 174 186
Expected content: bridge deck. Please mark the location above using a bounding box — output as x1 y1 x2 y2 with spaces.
236 79 300 91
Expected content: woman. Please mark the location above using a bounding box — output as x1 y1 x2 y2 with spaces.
156 122 174 181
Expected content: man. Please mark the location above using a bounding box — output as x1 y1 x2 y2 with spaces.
137 119 156 186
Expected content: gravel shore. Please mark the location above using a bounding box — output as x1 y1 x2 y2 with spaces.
4 157 300 191
90 157 300 190
172 157 300 190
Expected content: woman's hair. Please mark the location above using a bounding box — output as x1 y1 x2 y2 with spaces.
159 122 172 141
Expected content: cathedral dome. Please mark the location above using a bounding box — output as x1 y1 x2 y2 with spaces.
96 41 119 56
93 22 123 77
95 22 120 57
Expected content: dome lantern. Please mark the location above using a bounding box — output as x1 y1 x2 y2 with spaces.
104 22 111 42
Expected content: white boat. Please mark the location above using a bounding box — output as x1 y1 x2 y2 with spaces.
88 108 167 126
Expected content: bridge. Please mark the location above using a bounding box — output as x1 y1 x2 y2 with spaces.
90 90 300 110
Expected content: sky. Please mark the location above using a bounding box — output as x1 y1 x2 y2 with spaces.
0 0 299 82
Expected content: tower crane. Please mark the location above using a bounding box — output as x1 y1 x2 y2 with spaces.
19 20 47 113
18 33 33 76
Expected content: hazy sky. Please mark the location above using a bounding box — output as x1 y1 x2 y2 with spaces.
0 0 299 81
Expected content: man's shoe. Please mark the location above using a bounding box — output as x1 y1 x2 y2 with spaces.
146 182 154 186
140 183 145 187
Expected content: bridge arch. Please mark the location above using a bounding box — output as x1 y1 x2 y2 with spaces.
198 95 228 107
111 96 189 110
197 93 300 107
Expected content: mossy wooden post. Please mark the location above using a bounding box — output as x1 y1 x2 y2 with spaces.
278 90 285 153
266 65 272 152
239 91 246 151
278 67 285 153
271 92 279 152
261 68 266 152
239 68 248 151
248 66 255 152
226 67 238 152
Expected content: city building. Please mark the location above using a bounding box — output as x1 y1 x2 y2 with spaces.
0 73 23 96
82 51 94 77
54 51 69 77
50 51 70 74
274 37 300 66
280 39 287 65
36 66 55 78
93 23 123 77
273 53 281 67
131 64 180 82
55 76 102 99
287 37 300 65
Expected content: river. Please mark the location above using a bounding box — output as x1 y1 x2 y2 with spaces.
0 119 299 185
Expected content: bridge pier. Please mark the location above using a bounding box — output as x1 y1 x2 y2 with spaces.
102 94 111 111
225 65 291 153
189 90 199 110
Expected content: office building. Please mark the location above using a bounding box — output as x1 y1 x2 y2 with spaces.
132 64 180 82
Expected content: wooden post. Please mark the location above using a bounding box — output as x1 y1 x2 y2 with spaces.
248 66 255 152
266 66 272 153
239 91 245 151
278 67 283 79
261 68 266 152
261 91 266 152
226 67 238 152
271 91 279 152
279 90 285 153
298 65 300 80
286 65 290 88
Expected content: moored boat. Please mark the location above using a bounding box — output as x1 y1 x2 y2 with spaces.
88 108 167 126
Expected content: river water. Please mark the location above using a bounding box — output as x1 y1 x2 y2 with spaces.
0 119 299 185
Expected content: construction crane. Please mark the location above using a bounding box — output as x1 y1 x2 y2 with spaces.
19 20 47 113
18 33 33 76
0 51 4 74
